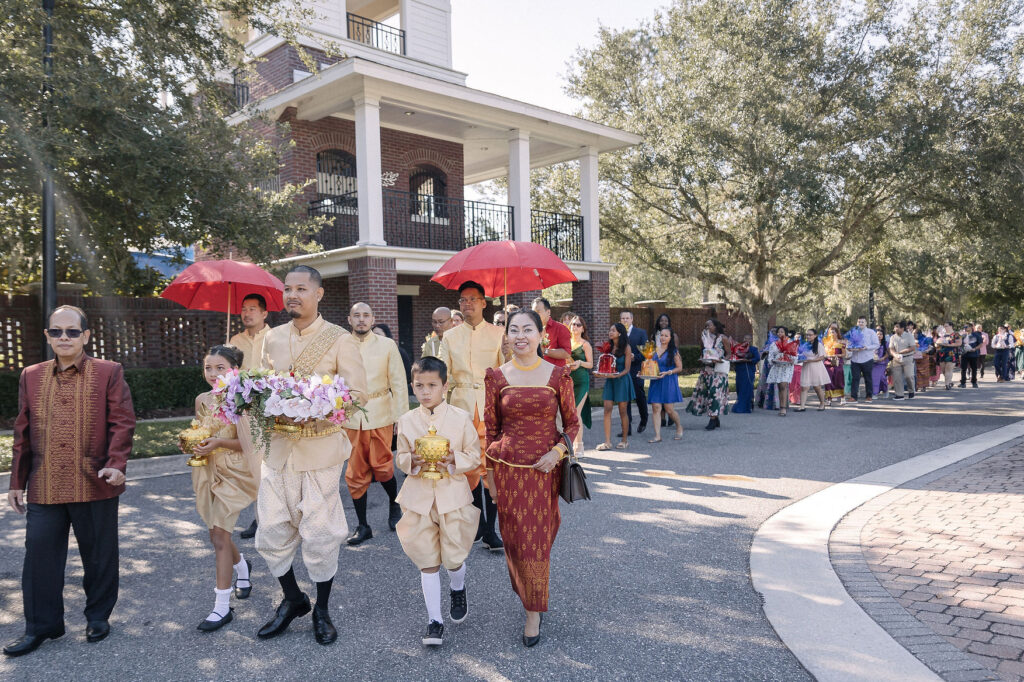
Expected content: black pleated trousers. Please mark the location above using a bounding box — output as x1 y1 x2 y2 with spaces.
22 497 119 636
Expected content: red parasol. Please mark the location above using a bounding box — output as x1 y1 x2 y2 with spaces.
431 241 577 306
160 259 285 343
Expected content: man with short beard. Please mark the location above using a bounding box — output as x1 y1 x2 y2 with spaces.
255 265 367 646
344 302 409 546
421 307 452 359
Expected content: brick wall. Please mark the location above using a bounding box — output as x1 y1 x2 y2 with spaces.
348 257 398 332
250 44 345 102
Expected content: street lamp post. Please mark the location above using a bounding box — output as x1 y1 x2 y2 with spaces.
41 0 57 357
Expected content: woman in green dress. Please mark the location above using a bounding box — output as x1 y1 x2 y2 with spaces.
567 314 593 454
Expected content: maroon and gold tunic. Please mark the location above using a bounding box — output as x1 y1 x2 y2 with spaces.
484 365 580 612
10 354 136 504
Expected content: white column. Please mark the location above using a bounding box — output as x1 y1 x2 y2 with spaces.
580 146 600 261
354 94 385 246
507 130 531 242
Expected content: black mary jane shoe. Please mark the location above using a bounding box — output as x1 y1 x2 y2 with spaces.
346 524 373 546
388 502 402 531
234 559 253 599
257 594 311 639
3 630 64 657
311 605 337 646
197 608 233 633
85 620 110 643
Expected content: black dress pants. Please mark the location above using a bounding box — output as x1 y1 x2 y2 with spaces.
850 360 874 399
630 372 648 427
23 497 119 636
960 355 979 385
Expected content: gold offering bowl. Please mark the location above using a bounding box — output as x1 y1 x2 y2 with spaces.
179 421 213 467
273 416 303 434
415 425 450 481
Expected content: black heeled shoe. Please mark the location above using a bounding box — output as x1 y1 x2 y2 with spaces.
523 614 543 648
197 608 234 632
234 559 253 599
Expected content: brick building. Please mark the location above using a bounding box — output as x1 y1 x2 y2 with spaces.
224 0 640 358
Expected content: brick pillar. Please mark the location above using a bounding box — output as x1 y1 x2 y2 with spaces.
348 256 398 335
573 271 610 390
506 290 541 311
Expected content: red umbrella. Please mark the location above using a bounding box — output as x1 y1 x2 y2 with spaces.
431 241 577 305
161 259 285 343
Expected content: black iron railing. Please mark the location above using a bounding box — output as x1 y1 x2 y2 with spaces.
308 192 358 250
347 13 406 55
233 70 249 108
384 189 513 251
531 209 584 262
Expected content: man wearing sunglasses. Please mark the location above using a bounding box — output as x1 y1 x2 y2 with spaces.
5 305 136 657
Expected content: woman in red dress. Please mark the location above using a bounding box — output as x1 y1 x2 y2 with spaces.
484 309 581 648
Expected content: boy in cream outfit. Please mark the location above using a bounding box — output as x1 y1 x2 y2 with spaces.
395 356 481 647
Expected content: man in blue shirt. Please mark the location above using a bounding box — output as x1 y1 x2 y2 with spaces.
848 316 881 403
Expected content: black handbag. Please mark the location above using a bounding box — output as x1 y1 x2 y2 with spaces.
558 433 591 503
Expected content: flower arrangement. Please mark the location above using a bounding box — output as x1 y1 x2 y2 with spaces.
729 342 750 361
210 368 362 452
845 327 866 349
797 341 812 363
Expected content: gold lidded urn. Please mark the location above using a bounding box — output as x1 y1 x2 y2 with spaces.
415 425 449 480
179 419 212 467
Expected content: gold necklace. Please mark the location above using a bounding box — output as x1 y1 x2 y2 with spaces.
512 356 543 371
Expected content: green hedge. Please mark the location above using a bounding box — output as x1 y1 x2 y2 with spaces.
0 366 207 419
679 345 701 369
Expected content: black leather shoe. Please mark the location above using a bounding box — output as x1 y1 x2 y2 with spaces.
637 421 647 433
481 530 503 552
240 519 258 539
257 594 311 639
3 631 63 657
234 559 253 599
311 605 337 645
388 502 402 531
346 524 373 546
85 620 110 643
197 609 233 632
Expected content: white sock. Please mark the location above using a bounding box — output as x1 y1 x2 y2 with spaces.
420 572 442 624
207 587 232 621
234 555 250 585
449 564 466 592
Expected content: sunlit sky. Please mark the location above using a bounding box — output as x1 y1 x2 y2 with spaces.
450 0 666 115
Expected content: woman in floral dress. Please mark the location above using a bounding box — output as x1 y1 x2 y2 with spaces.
686 319 732 430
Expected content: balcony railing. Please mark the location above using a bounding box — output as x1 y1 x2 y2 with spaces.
309 192 585 262
383 190 512 251
347 13 406 55
531 209 584 262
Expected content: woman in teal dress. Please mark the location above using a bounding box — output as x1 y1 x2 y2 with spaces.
567 314 593 454
598 322 634 451
646 328 683 443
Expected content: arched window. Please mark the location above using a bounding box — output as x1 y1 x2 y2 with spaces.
409 164 447 218
317 149 357 198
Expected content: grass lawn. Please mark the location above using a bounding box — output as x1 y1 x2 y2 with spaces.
0 417 194 474
588 372 737 406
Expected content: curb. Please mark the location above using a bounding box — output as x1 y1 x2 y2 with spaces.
750 420 1024 682
0 453 191 489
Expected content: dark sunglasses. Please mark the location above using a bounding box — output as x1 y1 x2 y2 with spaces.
45 328 84 339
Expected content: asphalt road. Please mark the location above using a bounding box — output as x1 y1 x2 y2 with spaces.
1 374 1021 681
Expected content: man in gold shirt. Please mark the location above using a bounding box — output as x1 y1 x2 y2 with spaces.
437 281 507 551
343 302 409 546
255 265 367 646
228 293 270 371
421 307 452 359
228 293 270 539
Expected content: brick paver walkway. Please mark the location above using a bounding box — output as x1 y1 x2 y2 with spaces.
862 441 1024 680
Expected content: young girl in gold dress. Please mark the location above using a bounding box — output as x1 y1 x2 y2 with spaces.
189 345 260 631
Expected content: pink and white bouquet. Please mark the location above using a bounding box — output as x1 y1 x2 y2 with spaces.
210 368 362 451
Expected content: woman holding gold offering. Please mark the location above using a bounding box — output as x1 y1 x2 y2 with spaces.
189 345 260 632
646 328 683 442
484 310 581 648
